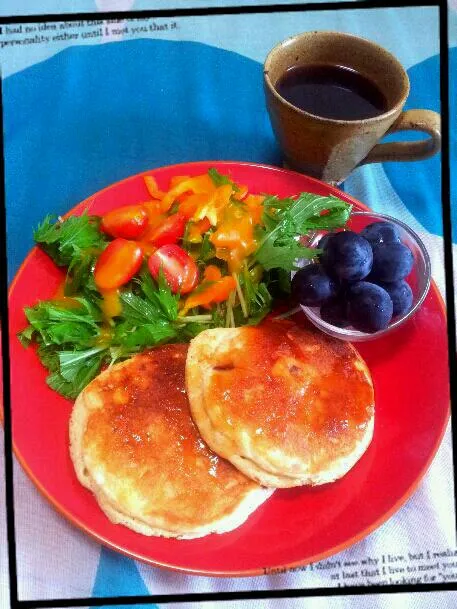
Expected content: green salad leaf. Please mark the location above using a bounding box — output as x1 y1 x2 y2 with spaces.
47 347 108 399
34 212 108 295
254 193 351 271
208 167 240 192
113 270 179 354
18 298 102 348
17 298 108 399
34 212 107 267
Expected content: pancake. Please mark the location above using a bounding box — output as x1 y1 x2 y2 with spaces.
69 344 272 539
186 319 375 488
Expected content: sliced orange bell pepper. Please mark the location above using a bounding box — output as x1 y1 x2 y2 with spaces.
144 176 166 200
185 217 212 243
178 193 212 219
140 203 167 253
203 265 222 282
233 183 249 200
181 276 236 314
192 184 233 226
141 201 167 239
160 174 216 212
244 194 265 225
170 175 190 188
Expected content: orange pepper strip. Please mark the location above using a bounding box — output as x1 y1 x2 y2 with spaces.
144 176 166 200
143 200 163 218
233 184 249 200
244 194 265 225
186 217 212 244
181 276 236 314
192 184 233 226
197 217 211 232
170 175 190 188
139 203 166 253
178 193 211 219
203 265 222 282
160 174 216 212
141 201 167 237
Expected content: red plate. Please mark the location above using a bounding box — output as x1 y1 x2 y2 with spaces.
7 161 450 576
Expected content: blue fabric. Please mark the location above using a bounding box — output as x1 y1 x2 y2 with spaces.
3 38 282 282
91 547 156 608
381 54 444 237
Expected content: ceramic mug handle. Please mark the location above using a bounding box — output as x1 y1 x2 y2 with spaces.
360 109 441 165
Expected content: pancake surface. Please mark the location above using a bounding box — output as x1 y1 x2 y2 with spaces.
186 320 374 488
69 344 271 539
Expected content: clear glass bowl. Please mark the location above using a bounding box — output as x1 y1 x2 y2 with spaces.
298 211 431 342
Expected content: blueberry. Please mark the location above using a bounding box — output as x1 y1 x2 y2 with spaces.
378 280 413 317
347 281 393 333
291 264 338 306
320 296 350 328
371 242 414 282
321 231 373 281
317 233 333 253
360 221 401 246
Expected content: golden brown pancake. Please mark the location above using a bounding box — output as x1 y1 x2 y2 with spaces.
186 320 374 488
69 344 272 538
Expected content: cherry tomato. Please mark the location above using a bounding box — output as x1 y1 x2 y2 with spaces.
145 212 187 247
101 205 148 239
94 238 144 290
148 244 199 294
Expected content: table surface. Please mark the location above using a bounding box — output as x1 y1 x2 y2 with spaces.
1 2 456 608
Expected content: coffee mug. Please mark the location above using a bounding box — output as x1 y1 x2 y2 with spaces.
263 31 441 184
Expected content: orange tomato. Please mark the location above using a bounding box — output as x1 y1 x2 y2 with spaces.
94 239 144 290
144 213 187 247
101 205 148 239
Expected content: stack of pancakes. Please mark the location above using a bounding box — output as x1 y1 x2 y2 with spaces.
70 319 374 539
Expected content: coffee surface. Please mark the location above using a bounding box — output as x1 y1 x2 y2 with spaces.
275 63 388 121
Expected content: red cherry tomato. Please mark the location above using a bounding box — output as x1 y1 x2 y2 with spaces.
145 213 187 247
101 205 148 239
148 244 199 294
94 238 144 290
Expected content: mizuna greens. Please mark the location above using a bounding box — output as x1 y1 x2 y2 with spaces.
18 168 351 399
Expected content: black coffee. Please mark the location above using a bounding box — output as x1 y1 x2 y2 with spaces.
275 63 388 121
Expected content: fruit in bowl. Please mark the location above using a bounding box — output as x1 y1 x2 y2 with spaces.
292 212 430 338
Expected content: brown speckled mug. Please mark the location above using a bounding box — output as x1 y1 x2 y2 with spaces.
263 31 441 184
